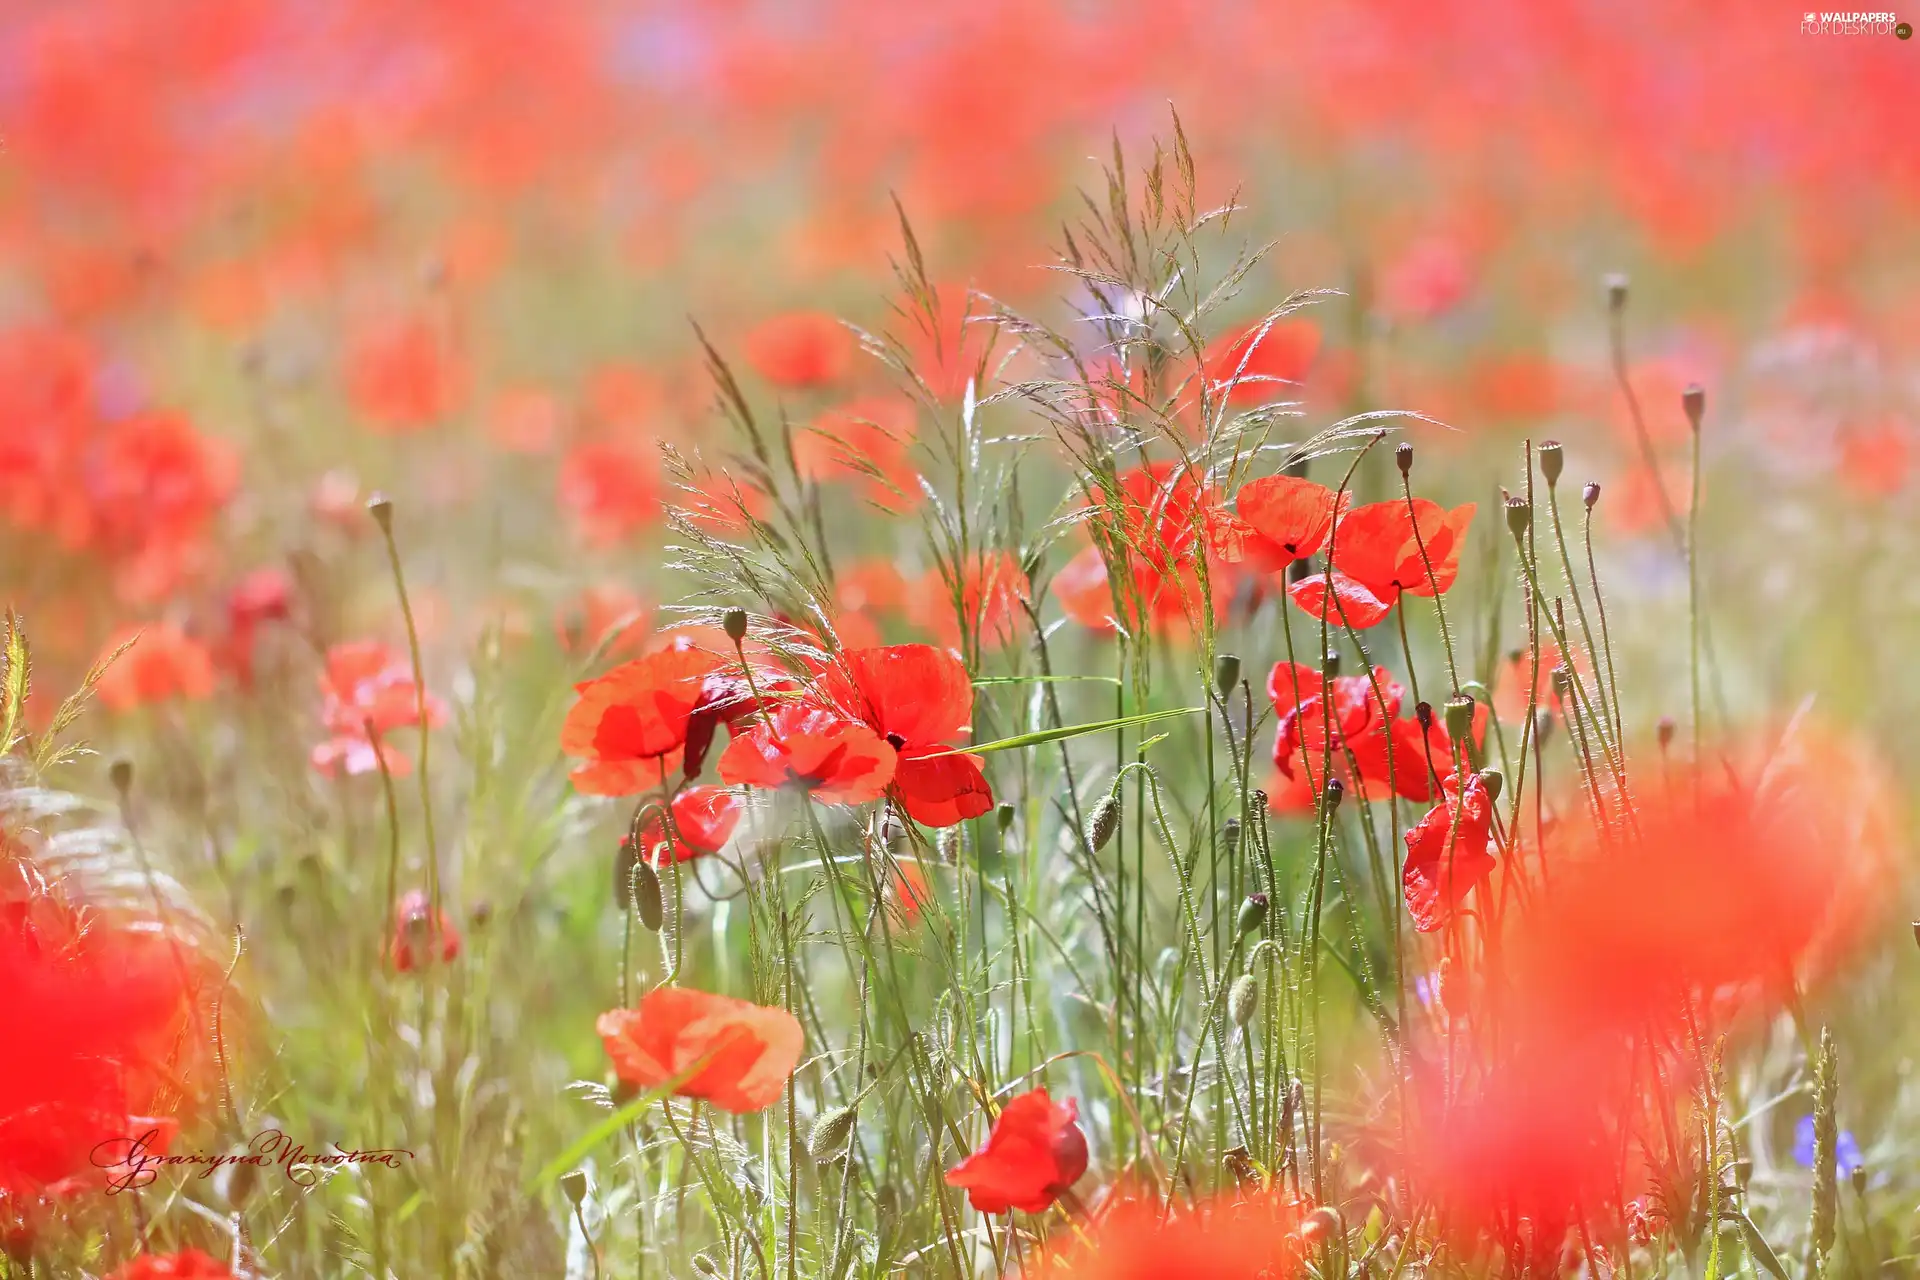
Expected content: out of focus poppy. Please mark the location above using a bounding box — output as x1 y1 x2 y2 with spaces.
911 553 1030 650
390 890 461 973
1053 462 1234 635
820 644 993 827
1288 499 1475 628
1026 1186 1309 1277
105 1249 237 1280
794 398 920 511
555 584 648 659
744 311 855 389
717 704 895 806
559 439 662 547
1402 772 1496 933
1204 319 1323 405
310 640 447 777
94 623 216 712
944 1087 1088 1214
345 318 466 432
596 987 803 1114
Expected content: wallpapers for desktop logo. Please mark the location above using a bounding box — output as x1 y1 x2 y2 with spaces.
1800 9 1912 34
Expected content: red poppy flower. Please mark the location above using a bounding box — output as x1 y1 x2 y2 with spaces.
389 890 461 973
1052 463 1235 635
717 703 896 806
0 855 210 1206
1288 499 1476 629
743 311 855 389
559 439 662 547
794 397 920 511
222 567 294 687
309 640 447 778
562 644 726 795
1204 319 1323 405
911 553 1030 650
1215 474 1344 576
596 986 803 1114
635 785 743 861
820 644 993 827
555 584 648 659
943 1087 1088 1214
1027 1186 1309 1278
94 623 216 712
1401 773 1496 933
345 317 466 432
106 1249 237 1280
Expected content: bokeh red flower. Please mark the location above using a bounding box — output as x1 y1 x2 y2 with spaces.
944 1086 1087 1214
597 987 803 1114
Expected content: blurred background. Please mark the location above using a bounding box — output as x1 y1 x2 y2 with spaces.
1 0 1916 783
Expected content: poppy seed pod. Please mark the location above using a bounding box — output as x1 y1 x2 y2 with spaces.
1395 442 1414 476
1851 1163 1868 1197
1682 383 1706 432
1415 700 1433 731
1504 495 1532 538
1221 816 1242 860
808 1103 859 1163
1323 776 1344 811
1236 893 1268 938
108 757 134 795
1657 716 1676 750
365 491 394 530
1583 481 1601 510
633 859 664 932
1228 974 1259 1027
560 1170 589 1206
1213 652 1242 701
996 803 1015 833
691 1255 721 1277
1538 440 1564 487
1086 792 1121 853
1476 767 1504 803
1444 695 1475 743
1321 648 1341 678
1605 272 1629 312
722 608 749 643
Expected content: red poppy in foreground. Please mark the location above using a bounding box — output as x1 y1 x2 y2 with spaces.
944 1087 1088 1214
1052 462 1234 635
310 640 447 778
0 855 209 1205
94 623 216 712
1288 499 1475 628
106 1249 237 1280
1025 1186 1309 1278
389 890 462 973
744 311 855 389
635 785 743 860
1215 474 1343 576
597 987 803 1114
820 644 993 827
562 644 723 795
1402 772 1496 933
718 704 896 805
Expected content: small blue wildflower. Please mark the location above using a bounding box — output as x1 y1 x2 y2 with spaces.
1793 1114 1865 1177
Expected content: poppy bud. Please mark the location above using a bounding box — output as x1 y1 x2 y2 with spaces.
1321 649 1341 678
1682 383 1705 433
1851 1163 1868 1197
1221 816 1242 860
1476 767 1504 803
808 1104 859 1163
1605 273 1629 312
108 757 133 795
1504 495 1532 538
1213 653 1242 701
633 859 663 932
1228 974 1258 1028
1538 440 1564 487
1414 701 1433 731
560 1170 589 1206
1583 481 1601 510
996 803 1015 833
1323 776 1344 811
366 491 394 531
691 1254 721 1277
1236 893 1268 938
222 1154 259 1210
1444 695 1475 743
1395 442 1413 476
469 900 494 929
722 608 749 643
1086 793 1121 853
1657 716 1676 751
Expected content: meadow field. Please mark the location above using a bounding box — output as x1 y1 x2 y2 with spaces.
1 3 1918 1277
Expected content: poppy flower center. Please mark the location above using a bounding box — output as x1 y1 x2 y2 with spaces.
885 732 906 750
